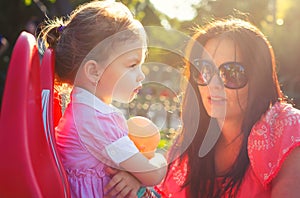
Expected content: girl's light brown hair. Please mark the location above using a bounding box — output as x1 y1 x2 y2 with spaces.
39 0 145 85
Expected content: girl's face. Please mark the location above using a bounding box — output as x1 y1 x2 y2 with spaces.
97 45 146 104
197 38 248 120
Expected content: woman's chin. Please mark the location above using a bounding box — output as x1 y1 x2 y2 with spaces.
207 110 226 119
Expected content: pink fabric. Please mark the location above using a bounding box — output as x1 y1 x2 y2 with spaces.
55 87 138 198
248 102 300 186
156 102 300 197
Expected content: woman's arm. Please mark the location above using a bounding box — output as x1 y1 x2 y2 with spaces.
271 147 300 197
120 152 167 186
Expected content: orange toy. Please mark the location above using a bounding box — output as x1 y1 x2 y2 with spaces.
127 116 160 159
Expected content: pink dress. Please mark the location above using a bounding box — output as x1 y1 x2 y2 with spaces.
156 102 300 197
55 87 139 198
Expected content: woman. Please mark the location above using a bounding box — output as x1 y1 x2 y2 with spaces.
156 18 300 197
105 18 300 197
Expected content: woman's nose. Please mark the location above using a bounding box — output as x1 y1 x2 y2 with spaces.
209 74 224 89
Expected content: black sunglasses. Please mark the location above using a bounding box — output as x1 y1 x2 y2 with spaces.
191 59 248 89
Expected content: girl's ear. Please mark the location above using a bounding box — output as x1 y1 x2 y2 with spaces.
83 60 103 84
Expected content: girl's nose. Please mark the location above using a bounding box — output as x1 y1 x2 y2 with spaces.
137 67 145 82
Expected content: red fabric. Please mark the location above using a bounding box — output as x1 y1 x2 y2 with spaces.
157 102 300 197
155 156 189 198
248 102 300 186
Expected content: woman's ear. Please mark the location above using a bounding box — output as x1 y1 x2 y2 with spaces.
83 60 103 84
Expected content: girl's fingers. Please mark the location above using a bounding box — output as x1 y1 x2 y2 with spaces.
104 173 122 194
126 189 138 198
104 170 141 197
107 177 127 197
115 186 132 198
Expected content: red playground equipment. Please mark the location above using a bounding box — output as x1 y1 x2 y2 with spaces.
0 32 70 197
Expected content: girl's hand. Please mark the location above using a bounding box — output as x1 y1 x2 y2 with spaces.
104 167 141 198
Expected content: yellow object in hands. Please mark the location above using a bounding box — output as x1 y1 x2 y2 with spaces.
127 116 160 159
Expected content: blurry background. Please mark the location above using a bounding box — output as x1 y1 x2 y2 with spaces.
0 0 299 149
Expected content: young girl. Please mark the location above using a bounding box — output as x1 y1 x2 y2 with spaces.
39 1 166 197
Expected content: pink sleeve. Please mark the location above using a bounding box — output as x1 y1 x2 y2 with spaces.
73 103 131 164
248 103 300 187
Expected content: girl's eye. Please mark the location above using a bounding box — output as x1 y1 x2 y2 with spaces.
129 64 138 68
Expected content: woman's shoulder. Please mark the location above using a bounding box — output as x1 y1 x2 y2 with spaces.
264 102 300 124
248 102 300 187
248 102 300 145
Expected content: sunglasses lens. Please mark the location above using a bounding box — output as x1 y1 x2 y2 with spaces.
192 60 214 85
192 59 248 89
220 63 247 89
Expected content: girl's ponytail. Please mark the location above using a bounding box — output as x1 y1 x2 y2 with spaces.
39 18 65 49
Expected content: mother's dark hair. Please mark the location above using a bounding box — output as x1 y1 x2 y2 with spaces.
169 18 284 197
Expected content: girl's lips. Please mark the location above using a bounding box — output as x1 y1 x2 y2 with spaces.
133 86 142 94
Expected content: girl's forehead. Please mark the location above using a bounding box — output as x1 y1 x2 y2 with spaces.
113 40 147 56
107 42 146 63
